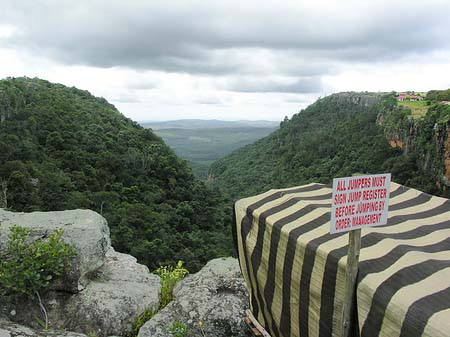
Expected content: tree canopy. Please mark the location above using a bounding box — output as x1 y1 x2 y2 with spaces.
210 92 444 200
0 77 233 272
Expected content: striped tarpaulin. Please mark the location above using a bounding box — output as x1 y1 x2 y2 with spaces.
234 182 450 337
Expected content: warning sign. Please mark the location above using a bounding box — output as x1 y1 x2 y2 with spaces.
330 173 391 234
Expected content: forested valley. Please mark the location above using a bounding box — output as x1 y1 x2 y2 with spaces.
0 77 234 272
2 77 450 273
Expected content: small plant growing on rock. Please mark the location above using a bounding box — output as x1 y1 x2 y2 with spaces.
0 225 76 328
129 306 159 337
168 321 188 337
155 260 189 308
129 261 189 337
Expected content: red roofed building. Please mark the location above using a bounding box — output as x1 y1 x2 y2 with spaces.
396 93 424 101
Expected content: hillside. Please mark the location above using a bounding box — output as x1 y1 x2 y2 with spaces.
0 77 233 271
147 126 278 178
210 92 446 200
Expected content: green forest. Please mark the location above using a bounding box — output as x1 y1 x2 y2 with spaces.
148 126 277 178
210 92 447 200
0 77 233 272
2 78 450 273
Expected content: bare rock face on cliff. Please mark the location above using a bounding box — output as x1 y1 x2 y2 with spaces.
138 257 251 337
0 209 161 337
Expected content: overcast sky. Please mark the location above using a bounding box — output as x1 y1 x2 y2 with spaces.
1 0 450 122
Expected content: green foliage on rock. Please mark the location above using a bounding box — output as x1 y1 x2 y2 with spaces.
155 260 189 308
129 307 159 337
0 77 233 272
0 226 75 297
128 261 189 337
168 321 188 337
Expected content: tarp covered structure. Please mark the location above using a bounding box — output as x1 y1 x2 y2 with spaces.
234 182 450 337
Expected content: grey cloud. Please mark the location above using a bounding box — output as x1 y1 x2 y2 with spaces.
1 0 450 77
126 80 159 91
283 95 317 103
225 77 323 94
112 94 141 103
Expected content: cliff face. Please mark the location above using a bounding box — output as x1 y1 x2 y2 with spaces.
378 100 450 195
434 122 450 186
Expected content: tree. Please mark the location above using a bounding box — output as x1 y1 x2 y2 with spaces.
0 179 7 208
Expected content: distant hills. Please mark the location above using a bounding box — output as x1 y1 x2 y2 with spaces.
141 119 279 178
141 119 279 130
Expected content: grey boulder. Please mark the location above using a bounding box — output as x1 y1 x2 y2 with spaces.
0 318 124 337
0 318 87 337
62 247 161 336
0 209 110 293
2 248 161 337
0 208 161 337
138 257 251 337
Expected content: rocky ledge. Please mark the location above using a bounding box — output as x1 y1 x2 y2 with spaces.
0 209 251 337
138 257 252 337
0 209 160 337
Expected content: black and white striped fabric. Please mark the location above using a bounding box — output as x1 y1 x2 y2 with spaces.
234 182 450 337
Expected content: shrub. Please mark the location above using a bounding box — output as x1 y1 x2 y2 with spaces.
168 321 188 337
0 225 76 297
154 260 189 308
129 307 159 337
128 261 189 337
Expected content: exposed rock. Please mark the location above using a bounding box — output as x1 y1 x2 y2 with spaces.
61 248 161 336
332 92 383 108
138 257 251 337
0 318 125 337
0 209 161 337
0 209 111 293
436 122 450 185
1 248 161 337
0 318 87 337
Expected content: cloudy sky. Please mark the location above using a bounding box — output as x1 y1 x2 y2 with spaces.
1 0 450 122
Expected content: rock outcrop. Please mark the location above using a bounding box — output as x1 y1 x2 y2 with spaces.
377 96 450 195
60 248 161 336
0 209 110 292
138 257 251 337
0 209 250 337
0 318 88 337
0 209 161 337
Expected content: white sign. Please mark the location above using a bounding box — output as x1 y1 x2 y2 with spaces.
330 173 391 234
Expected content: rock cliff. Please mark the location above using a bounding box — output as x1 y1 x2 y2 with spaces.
378 101 450 195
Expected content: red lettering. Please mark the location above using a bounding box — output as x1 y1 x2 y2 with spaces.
335 217 350 230
335 204 355 218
